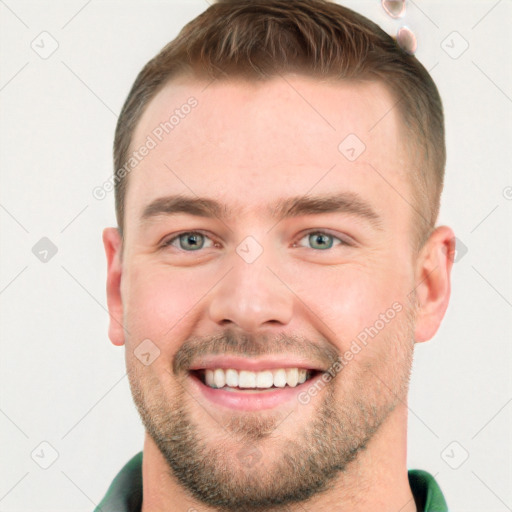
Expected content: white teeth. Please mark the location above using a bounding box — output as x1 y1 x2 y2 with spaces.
201 368 312 389
286 368 299 387
256 370 273 388
205 369 215 387
239 370 256 388
272 369 287 388
213 368 225 388
225 368 239 387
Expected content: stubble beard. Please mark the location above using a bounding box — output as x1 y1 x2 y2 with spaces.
127 302 416 511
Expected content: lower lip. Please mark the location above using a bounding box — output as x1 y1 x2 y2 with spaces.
188 371 324 411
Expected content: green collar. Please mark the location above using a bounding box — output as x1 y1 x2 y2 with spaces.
95 452 448 512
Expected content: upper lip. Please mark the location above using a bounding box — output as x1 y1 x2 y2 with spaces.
188 355 327 372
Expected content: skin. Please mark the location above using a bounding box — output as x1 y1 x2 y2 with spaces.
103 75 454 512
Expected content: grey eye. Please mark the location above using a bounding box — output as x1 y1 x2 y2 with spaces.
297 231 346 250
164 232 214 251
178 232 205 250
308 232 334 250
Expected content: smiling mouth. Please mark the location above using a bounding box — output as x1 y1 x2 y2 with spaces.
190 368 321 392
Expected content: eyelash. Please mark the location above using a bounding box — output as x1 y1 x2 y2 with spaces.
160 229 350 252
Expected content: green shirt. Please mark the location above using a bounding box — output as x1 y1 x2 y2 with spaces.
95 452 449 511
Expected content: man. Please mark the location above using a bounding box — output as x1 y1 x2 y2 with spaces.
98 0 454 510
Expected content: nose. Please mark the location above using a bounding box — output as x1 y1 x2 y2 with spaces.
207 251 294 333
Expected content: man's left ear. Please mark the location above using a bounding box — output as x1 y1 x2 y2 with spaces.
413 225 455 343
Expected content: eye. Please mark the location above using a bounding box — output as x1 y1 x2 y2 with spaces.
160 230 351 253
294 230 348 250
161 231 216 252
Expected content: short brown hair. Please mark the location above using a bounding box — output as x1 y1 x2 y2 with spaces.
113 0 445 251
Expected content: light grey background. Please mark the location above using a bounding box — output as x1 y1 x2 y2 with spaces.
1 1 511 510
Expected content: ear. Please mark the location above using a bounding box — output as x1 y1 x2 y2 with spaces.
413 225 455 343
102 227 125 346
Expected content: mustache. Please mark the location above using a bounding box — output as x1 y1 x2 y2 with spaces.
172 328 340 375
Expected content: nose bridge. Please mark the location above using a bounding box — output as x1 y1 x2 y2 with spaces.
208 235 293 332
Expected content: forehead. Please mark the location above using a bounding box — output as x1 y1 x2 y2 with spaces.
125 75 409 232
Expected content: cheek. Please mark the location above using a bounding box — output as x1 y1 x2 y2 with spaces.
123 265 204 343
296 264 409 344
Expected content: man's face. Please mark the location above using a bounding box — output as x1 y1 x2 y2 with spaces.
113 76 421 509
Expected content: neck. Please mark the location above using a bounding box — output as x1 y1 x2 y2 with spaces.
141 403 416 512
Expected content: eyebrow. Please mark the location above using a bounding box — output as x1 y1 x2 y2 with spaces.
140 192 383 230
